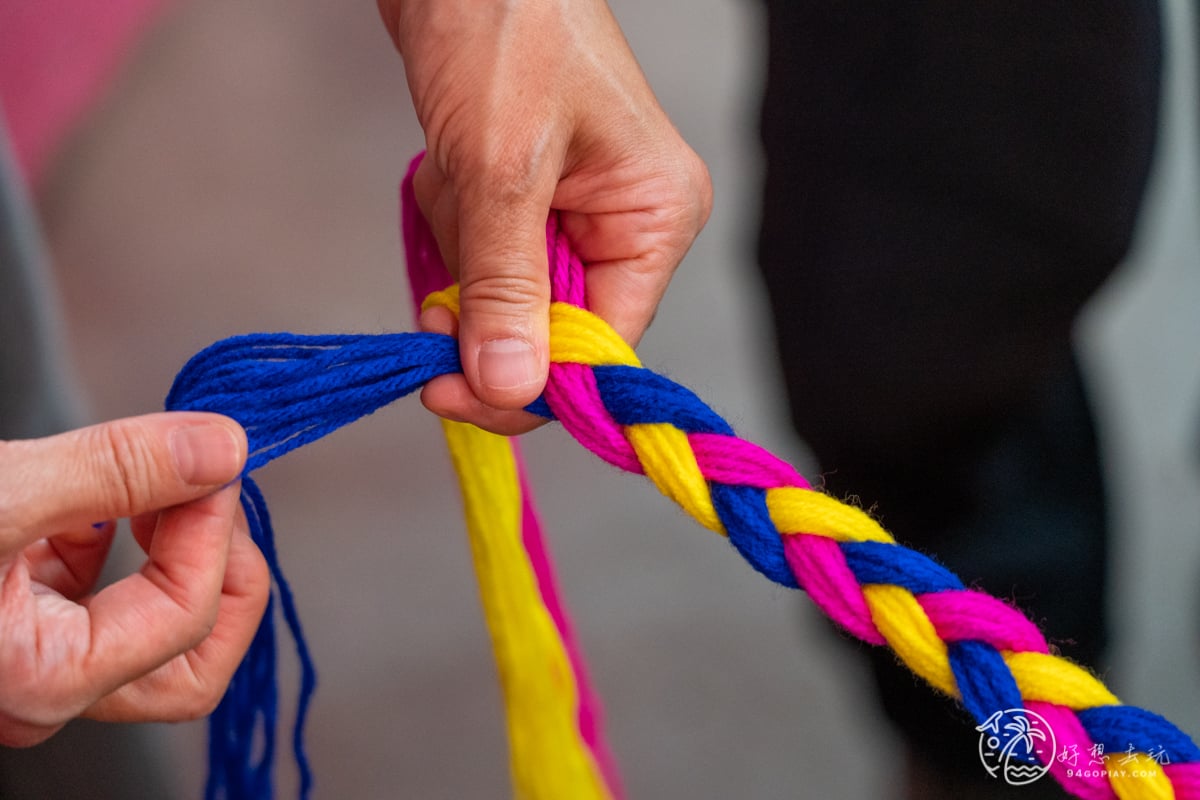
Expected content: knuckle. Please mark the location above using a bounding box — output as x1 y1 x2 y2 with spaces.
664 145 712 228
690 152 714 224
473 152 543 203
459 270 547 312
91 423 160 516
440 132 551 214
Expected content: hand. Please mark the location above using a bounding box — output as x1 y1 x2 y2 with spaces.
0 412 269 747
379 0 712 434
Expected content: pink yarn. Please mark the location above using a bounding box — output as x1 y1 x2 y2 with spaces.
687 433 810 489
517 464 624 797
1026 701 1118 800
1166 764 1200 795
784 534 887 645
919 591 1050 655
545 361 644 474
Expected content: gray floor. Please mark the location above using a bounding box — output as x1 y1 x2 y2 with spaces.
32 0 1199 797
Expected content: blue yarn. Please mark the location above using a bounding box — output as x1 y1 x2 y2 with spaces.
167 332 461 800
1077 705 1200 765
244 478 314 799
948 640 1025 732
841 541 964 594
525 395 554 418
205 483 279 800
591 365 735 435
528 366 736 436
168 328 1200 796
711 483 800 589
169 333 461 473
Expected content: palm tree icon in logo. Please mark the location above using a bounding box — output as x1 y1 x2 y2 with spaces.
976 708 1056 785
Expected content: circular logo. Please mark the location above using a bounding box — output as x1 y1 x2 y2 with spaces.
976 708 1056 785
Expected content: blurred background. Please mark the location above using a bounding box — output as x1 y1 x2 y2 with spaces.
3 0 1198 797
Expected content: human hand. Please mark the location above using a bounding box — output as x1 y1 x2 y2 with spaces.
0 412 269 747
379 0 712 434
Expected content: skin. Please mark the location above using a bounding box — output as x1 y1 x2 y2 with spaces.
379 0 713 434
0 412 269 746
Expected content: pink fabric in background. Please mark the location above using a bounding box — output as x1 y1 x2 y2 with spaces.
0 0 167 184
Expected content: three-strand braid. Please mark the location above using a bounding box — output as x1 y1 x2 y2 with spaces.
423 219 1200 800
170 194 1199 797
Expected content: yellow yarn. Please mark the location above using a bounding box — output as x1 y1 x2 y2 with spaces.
441 420 608 799
766 488 894 544
548 304 642 367
1001 651 1119 709
627 423 725 534
862 583 958 696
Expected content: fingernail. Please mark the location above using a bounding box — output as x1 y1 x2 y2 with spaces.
170 424 243 485
478 338 539 392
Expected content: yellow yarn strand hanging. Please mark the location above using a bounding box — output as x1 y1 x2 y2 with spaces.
441 419 609 800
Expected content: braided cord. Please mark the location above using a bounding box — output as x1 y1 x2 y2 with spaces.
170 295 1198 799
419 220 1200 800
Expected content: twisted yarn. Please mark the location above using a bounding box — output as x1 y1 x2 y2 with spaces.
166 170 1200 799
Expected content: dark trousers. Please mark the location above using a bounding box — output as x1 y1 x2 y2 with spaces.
758 1 1162 790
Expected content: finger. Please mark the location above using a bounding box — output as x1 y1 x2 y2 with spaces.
130 511 158 555
418 298 460 339
375 0 401 50
88 503 270 723
413 156 461 277
581 254 672 351
0 709 65 748
418 303 547 434
22 522 117 600
73 484 242 702
557 209 687 348
451 159 555 411
419 375 546 436
0 412 247 553
556 153 712 349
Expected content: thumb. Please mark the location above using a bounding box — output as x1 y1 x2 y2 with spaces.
453 175 553 411
0 412 247 553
